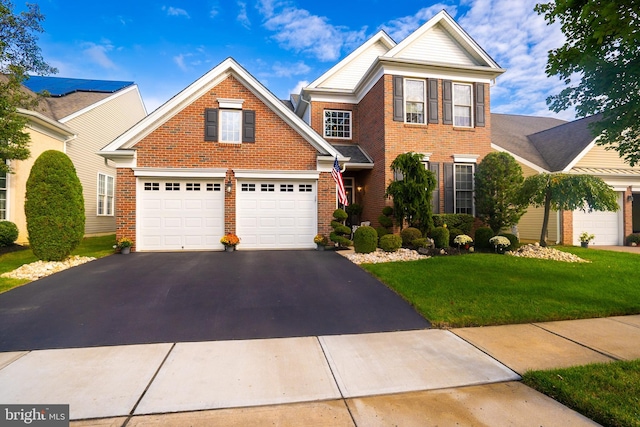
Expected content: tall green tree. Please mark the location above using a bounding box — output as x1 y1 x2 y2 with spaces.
475 152 528 233
0 0 57 174
535 1 640 165
521 173 619 246
385 152 436 232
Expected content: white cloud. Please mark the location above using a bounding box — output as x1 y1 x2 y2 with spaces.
458 0 572 118
163 6 190 18
289 80 309 96
380 3 458 41
271 61 310 78
237 1 251 28
82 41 117 70
259 4 367 62
173 53 190 71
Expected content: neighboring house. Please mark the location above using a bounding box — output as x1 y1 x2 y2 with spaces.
3 77 146 244
99 10 505 252
492 113 640 245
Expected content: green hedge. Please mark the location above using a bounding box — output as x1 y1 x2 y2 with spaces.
432 214 474 234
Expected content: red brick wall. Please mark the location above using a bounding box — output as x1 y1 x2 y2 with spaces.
117 75 331 246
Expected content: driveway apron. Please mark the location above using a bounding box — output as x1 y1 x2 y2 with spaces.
0 250 429 351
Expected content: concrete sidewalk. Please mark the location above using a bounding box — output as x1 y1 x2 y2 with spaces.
0 316 638 426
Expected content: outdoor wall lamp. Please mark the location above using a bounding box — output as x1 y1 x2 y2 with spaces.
357 185 365 195
628 195 634 202
225 179 233 193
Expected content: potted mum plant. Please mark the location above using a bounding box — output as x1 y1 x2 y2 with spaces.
579 231 595 248
220 233 240 252
489 235 511 254
314 234 329 250
115 237 133 254
453 234 473 251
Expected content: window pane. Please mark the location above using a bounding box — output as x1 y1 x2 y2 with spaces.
0 170 6 189
220 110 241 142
107 176 114 197
456 192 473 214
406 102 424 123
454 84 471 105
324 110 351 138
454 106 471 127
405 80 425 102
405 80 425 124
98 174 105 195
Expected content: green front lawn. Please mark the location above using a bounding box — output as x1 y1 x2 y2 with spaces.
523 360 640 427
0 234 116 294
362 247 640 328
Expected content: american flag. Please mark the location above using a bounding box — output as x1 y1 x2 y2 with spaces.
332 156 349 206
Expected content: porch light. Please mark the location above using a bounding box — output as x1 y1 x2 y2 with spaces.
628 195 634 202
357 185 364 195
225 179 233 193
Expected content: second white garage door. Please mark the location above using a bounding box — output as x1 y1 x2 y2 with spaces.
573 192 623 246
236 180 317 249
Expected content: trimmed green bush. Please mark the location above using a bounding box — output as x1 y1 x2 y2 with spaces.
401 227 422 247
378 214 393 228
379 234 402 252
375 226 389 239
499 233 520 250
431 226 450 249
382 206 394 216
330 208 352 247
353 226 378 254
626 233 640 246
474 227 494 250
25 150 85 261
448 227 463 247
412 238 433 249
332 208 348 222
0 221 19 247
432 214 474 234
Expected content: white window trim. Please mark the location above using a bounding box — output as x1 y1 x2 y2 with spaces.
453 163 475 215
217 98 244 109
97 173 115 216
453 83 474 128
404 78 426 124
323 109 352 140
0 166 8 221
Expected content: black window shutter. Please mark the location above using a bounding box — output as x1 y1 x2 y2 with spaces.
442 81 453 125
429 162 440 213
392 76 404 122
475 83 485 127
444 162 454 213
204 108 218 141
242 110 256 143
428 79 439 124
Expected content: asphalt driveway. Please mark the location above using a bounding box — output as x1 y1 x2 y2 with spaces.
0 250 429 351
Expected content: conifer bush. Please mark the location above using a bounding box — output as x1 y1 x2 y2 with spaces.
474 227 495 250
401 227 422 247
379 234 402 252
431 226 450 249
353 226 378 254
0 221 19 247
25 150 85 261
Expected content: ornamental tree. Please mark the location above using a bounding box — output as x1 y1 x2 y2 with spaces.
475 152 528 234
535 0 640 165
0 1 57 174
385 152 437 232
520 173 619 246
25 150 85 261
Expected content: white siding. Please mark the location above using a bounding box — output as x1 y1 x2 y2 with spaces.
317 41 389 90
391 24 479 66
65 87 146 235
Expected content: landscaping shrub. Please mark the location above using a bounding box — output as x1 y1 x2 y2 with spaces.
330 209 352 247
379 234 402 252
499 233 520 250
25 150 85 261
474 227 494 250
353 226 378 254
432 214 474 234
378 214 393 228
431 226 450 249
626 233 640 246
0 221 19 247
401 227 422 247
382 206 394 217
375 226 389 240
412 238 433 249
448 227 463 247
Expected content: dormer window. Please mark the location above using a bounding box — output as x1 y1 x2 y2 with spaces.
324 110 351 139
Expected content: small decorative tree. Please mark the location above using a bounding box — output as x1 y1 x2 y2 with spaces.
330 208 352 248
25 150 85 261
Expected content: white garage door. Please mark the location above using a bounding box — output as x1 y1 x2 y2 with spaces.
236 180 317 249
138 179 224 251
573 192 623 246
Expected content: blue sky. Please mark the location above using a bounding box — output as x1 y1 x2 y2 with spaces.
29 0 573 119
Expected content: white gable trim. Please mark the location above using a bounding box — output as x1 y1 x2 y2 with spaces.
562 137 599 172
491 143 549 173
60 85 144 123
385 10 502 71
101 58 344 160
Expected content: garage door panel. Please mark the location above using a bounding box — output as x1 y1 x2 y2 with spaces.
573 193 623 245
139 179 224 251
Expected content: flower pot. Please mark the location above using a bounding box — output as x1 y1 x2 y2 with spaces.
121 247 131 254
224 245 235 252
580 242 589 248
316 244 325 251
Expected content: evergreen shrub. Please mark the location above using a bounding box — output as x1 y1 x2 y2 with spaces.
0 221 19 247
499 233 520 250
474 227 495 250
431 226 450 249
400 227 422 247
353 226 378 254
379 234 402 252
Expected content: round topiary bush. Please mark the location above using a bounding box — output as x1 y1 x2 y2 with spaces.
431 226 450 249
382 206 394 217
375 226 389 240
474 227 494 250
332 208 348 222
353 226 378 254
379 234 402 252
498 233 520 251
0 221 19 247
626 233 640 246
25 150 85 261
378 214 393 228
400 227 422 247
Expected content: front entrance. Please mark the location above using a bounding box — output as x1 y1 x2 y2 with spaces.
633 193 640 233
